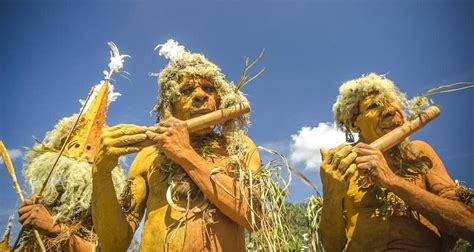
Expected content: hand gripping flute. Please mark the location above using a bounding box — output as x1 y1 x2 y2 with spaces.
140 103 250 147
363 106 441 184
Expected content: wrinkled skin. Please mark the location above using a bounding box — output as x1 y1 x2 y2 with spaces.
92 75 260 251
173 76 219 123
319 145 357 198
18 199 93 251
352 93 405 144
319 94 474 251
18 199 61 236
92 76 220 171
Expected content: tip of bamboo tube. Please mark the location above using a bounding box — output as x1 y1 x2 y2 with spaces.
423 106 441 119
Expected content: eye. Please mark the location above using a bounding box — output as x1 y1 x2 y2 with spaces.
367 103 379 110
202 85 216 93
181 87 194 96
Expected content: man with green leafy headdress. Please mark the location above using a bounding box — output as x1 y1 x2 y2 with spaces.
319 73 474 251
92 40 261 251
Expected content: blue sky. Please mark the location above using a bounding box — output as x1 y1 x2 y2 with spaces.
0 0 473 236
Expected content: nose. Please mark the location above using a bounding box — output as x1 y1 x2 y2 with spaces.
383 106 396 118
192 89 209 106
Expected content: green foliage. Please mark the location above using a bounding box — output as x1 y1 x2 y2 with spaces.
246 198 323 251
452 239 473 252
285 201 310 250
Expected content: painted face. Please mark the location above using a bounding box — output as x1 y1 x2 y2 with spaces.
353 93 405 143
172 75 219 134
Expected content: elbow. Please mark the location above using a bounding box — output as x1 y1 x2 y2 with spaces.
318 228 332 250
98 234 132 252
319 232 345 252
453 216 474 243
95 221 134 251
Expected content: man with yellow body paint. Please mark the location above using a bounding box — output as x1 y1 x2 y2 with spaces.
319 73 474 251
92 40 261 251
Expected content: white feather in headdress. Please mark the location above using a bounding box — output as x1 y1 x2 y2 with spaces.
104 41 131 80
80 41 129 111
154 39 186 61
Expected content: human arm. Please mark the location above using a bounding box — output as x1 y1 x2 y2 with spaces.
92 124 149 251
318 144 357 252
146 118 261 231
354 141 474 243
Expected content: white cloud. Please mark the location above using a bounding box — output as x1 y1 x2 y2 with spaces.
0 148 23 165
289 122 356 171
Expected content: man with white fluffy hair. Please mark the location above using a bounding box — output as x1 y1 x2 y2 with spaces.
92 40 260 251
318 73 474 251
17 114 126 251
17 42 129 251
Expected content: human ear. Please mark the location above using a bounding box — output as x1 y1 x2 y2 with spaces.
348 120 360 133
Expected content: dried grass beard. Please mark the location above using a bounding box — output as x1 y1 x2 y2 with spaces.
166 132 224 202
23 150 126 223
171 168 202 201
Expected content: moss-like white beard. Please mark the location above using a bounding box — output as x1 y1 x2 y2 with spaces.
23 151 126 224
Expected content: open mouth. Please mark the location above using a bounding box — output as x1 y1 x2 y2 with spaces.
380 115 404 131
381 124 399 132
380 119 403 132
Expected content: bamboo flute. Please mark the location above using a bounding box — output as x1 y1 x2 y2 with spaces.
185 103 250 132
370 106 441 152
360 106 441 185
142 103 250 147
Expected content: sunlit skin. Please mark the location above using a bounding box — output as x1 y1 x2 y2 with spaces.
319 93 474 251
172 75 220 135
91 75 260 251
15 85 110 251
173 76 219 119
17 200 94 251
351 93 405 144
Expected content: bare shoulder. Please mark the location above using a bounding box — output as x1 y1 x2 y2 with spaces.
411 140 444 164
128 146 161 178
243 135 258 152
412 140 456 194
410 139 444 169
242 135 260 173
411 140 436 155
